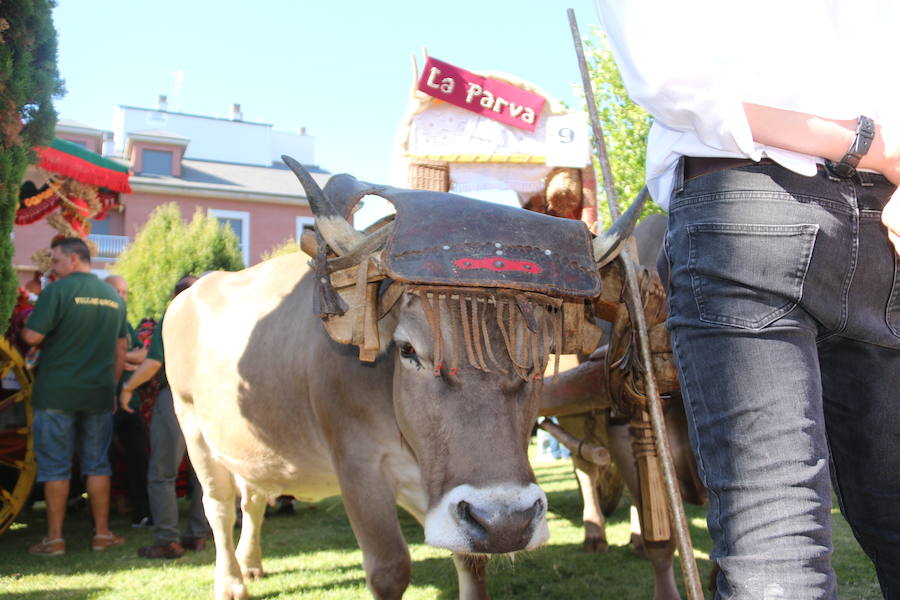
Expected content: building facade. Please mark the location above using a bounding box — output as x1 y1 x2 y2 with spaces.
13 98 326 281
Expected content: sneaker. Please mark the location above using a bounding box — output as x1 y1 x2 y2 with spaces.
28 537 65 556
131 516 153 529
91 532 126 551
138 541 185 559
180 536 209 551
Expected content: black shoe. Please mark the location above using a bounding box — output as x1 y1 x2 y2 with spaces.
138 541 184 559
277 499 295 516
180 536 209 551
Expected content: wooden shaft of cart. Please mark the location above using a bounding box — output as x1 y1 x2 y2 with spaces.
567 8 704 600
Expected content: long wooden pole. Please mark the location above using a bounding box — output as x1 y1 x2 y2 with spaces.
567 9 704 600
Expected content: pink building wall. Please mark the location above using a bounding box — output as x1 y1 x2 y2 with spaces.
13 220 57 282
57 133 102 153
121 193 311 266
13 194 312 286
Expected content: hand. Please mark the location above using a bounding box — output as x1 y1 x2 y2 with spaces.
884 190 900 256
119 388 135 414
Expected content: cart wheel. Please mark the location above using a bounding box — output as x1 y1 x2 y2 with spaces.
0 337 35 535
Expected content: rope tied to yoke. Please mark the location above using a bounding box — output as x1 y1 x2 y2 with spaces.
411 286 564 382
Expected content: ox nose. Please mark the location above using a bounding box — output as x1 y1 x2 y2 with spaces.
455 498 544 553
424 483 549 553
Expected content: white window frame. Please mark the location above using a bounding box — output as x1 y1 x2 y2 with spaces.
210 208 250 266
296 215 315 241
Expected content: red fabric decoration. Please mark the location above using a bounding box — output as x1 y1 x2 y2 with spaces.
61 209 88 237
65 197 91 217
14 194 60 225
36 145 132 194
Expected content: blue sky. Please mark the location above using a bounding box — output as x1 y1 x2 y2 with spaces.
51 0 602 187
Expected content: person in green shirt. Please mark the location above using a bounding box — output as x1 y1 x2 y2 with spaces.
22 237 128 556
105 274 152 528
120 275 211 559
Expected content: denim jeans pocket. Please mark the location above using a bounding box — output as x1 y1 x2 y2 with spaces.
687 223 819 330
888 254 900 337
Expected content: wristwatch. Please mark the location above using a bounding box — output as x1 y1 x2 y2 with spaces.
827 115 875 178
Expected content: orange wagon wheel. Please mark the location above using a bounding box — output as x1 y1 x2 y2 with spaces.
0 337 35 535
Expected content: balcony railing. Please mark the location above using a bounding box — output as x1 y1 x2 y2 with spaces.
88 234 129 261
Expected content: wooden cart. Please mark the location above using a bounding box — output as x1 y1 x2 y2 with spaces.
0 337 35 535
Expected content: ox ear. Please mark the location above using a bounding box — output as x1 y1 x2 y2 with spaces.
592 186 649 268
282 154 364 256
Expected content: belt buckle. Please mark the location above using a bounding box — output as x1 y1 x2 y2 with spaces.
824 158 855 179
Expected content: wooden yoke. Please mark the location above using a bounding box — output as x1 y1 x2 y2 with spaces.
301 228 386 363
605 261 677 542
322 257 384 362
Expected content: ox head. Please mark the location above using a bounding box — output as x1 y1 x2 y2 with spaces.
284 155 643 555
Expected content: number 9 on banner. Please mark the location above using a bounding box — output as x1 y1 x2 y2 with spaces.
545 113 590 168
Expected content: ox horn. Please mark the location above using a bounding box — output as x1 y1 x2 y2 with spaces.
282 154 364 256
592 186 649 267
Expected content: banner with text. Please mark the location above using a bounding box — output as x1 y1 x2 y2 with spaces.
417 57 545 132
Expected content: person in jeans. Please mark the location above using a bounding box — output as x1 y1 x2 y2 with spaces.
598 2 900 598
120 275 210 559
23 237 128 555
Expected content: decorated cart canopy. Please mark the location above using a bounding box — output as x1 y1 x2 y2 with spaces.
393 55 596 225
16 138 131 240
1 140 132 535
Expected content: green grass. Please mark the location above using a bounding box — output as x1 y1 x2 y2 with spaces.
0 456 881 599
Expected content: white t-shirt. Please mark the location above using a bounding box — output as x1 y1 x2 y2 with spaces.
596 0 900 209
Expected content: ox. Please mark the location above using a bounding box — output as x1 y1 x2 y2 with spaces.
541 213 706 600
164 158 644 600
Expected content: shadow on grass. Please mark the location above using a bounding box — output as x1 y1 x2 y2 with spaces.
1 479 878 599
0 588 107 600
248 485 716 599
242 542 715 600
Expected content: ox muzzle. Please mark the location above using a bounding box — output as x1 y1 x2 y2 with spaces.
424 483 549 554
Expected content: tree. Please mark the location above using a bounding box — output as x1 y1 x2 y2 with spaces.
260 237 301 262
112 203 243 323
0 0 63 323
582 28 660 228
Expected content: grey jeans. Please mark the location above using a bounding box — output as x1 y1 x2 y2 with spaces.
666 160 900 599
148 387 210 544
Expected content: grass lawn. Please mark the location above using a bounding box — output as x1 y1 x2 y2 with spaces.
0 454 881 599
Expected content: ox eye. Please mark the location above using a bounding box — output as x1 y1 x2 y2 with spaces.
398 342 423 371
399 342 417 359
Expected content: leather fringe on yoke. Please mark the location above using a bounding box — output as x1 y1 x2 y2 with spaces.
413 286 564 382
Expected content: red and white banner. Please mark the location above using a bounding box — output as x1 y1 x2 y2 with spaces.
417 57 545 132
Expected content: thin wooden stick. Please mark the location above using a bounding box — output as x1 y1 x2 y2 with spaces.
568 9 703 600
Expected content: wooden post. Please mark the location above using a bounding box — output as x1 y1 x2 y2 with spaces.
631 414 671 541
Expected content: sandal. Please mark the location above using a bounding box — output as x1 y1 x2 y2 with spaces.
28 537 66 556
92 532 125 551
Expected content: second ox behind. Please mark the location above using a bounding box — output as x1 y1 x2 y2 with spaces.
163 156 644 600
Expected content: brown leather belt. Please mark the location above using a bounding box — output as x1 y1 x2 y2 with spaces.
683 157 777 182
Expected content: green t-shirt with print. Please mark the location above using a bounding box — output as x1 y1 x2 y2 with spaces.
147 312 167 390
26 272 127 412
120 320 141 409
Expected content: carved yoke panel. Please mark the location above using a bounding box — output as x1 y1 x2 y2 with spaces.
382 189 600 298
